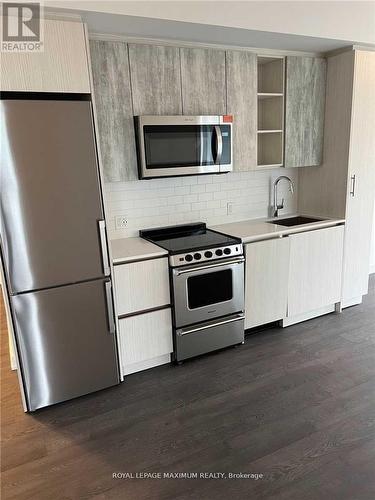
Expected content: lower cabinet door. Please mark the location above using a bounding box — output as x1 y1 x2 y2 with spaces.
119 308 173 375
114 257 170 316
288 226 344 317
245 237 290 329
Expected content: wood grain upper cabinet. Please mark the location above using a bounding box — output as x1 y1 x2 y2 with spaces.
180 47 226 114
128 44 182 115
0 19 90 92
226 51 257 170
284 56 326 168
288 226 344 317
90 40 137 182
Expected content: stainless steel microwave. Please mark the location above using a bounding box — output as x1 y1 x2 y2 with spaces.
134 115 233 179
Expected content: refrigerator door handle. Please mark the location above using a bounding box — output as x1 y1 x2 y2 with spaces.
104 281 116 335
98 220 110 276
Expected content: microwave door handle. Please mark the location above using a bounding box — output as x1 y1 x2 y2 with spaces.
214 125 223 165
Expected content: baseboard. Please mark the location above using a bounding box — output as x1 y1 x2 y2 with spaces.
122 353 171 377
281 304 336 327
341 295 363 309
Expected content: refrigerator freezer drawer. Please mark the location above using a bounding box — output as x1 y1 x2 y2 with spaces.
11 279 119 411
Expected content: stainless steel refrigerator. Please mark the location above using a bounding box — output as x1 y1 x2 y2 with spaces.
0 98 120 411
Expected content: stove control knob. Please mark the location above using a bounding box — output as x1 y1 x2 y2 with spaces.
223 248 231 255
185 254 193 262
215 249 223 257
204 251 213 258
194 253 202 260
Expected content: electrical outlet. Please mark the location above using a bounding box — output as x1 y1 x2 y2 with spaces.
227 202 233 215
115 215 128 229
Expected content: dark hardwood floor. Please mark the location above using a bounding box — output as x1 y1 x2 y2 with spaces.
1 276 374 500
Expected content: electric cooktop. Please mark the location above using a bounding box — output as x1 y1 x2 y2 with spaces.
140 223 242 267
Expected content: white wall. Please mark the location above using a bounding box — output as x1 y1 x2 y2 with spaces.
105 168 298 239
370 200 375 274
46 1 375 44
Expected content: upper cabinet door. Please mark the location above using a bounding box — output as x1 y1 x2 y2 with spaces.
285 56 326 168
128 44 182 115
226 51 257 170
0 19 90 93
180 47 226 115
90 40 137 182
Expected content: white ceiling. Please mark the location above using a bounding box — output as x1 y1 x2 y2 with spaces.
43 1 375 53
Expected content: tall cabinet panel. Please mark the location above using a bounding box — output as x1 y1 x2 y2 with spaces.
342 50 375 305
90 40 137 182
0 19 90 93
128 44 182 115
285 56 326 168
297 50 375 307
180 47 226 115
226 51 257 170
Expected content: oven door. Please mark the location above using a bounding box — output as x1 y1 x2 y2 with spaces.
135 116 232 178
172 257 244 327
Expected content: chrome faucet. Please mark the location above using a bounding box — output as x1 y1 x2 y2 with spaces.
273 176 295 217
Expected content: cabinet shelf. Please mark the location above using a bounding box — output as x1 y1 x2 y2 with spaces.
256 55 285 168
257 131 283 167
257 163 284 168
257 129 283 134
257 93 283 99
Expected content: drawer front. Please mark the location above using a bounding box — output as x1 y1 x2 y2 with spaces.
119 308 173 367
114 257 170 316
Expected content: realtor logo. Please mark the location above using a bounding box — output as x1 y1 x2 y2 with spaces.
1 2 44 52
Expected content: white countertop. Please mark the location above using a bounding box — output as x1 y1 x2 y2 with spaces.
212 215 346 244
110 215 345 263
110 237 167 265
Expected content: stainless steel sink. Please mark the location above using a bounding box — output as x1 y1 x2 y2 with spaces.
270 216 323 227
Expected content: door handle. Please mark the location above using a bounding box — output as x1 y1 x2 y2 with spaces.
350 174 356 197
98 220 110 276
214 125 223 165
104 281 116 334
176 313 244 336
173 257 244 276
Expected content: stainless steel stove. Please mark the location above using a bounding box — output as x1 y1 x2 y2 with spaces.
140 223 245 362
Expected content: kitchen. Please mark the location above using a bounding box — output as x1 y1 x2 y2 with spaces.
1 2 375 499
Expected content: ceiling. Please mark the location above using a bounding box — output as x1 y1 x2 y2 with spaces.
43 1 375 54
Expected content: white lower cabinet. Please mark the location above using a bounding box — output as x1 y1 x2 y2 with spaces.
287 226 344 317
245 237 290 328
244 225 345 329
113 255 173 377
119 308 173 376
114 257 170 316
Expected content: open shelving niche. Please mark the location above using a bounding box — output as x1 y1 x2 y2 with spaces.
257 56 285 168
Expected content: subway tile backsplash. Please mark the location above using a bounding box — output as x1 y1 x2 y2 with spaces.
105 168 299 239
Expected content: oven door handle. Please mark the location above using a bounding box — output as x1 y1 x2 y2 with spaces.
173 256 244 276
176 313 244 336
